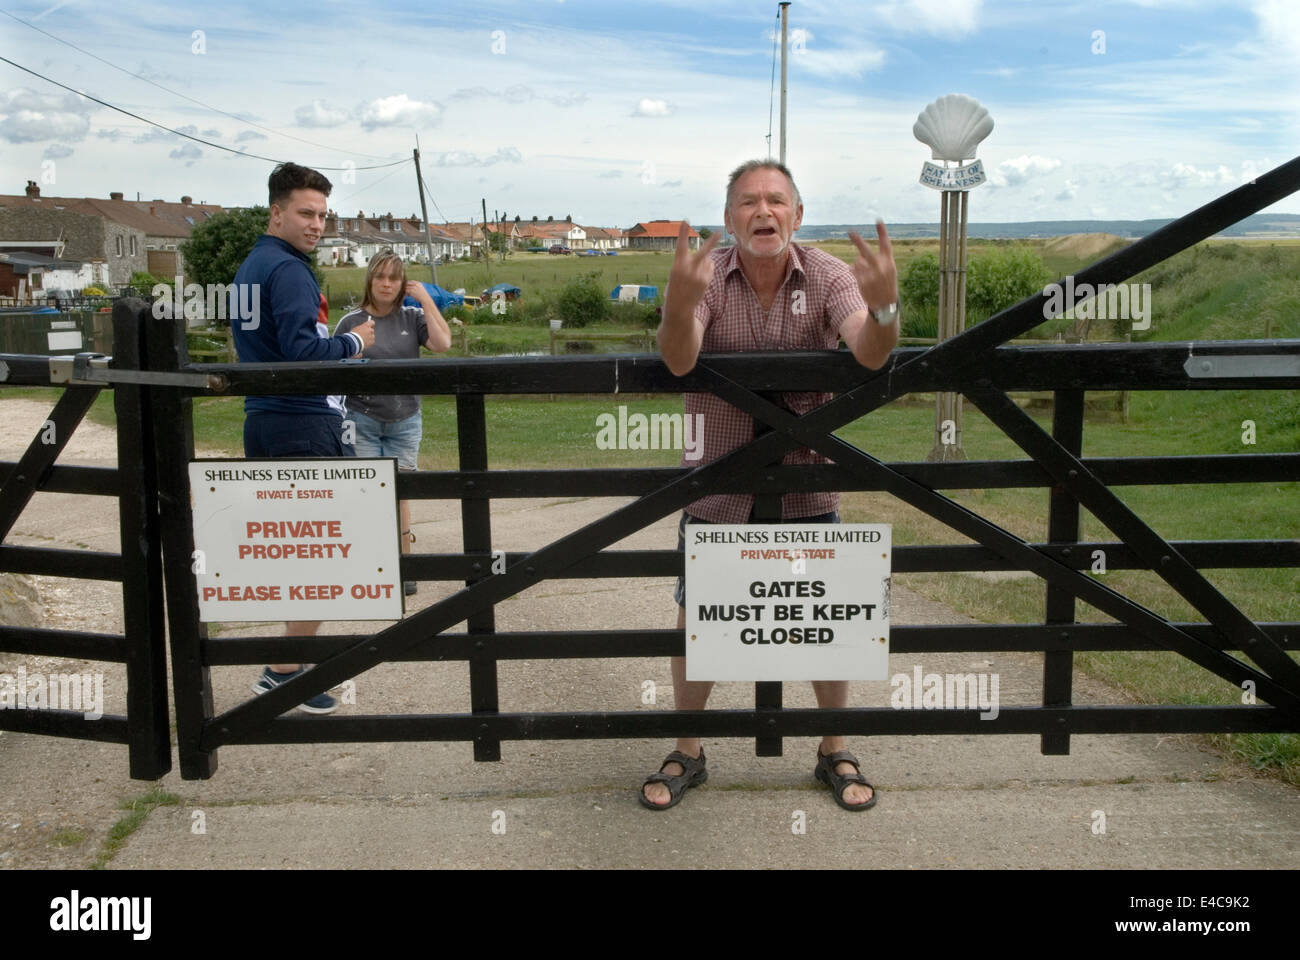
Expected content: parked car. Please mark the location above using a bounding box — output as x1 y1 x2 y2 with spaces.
548 245 572 255
604 250 619 256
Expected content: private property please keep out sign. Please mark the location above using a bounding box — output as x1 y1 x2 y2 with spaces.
189 459 402 622
685 523 892 681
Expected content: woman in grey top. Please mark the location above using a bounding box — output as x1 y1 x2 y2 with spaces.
335 249 452 595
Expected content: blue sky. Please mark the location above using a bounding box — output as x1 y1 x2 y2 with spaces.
1 0 1296 226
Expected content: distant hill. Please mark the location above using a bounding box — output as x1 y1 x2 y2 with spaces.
702 213 1300 241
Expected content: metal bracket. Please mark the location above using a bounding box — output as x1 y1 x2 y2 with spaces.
1185 354 1300 379
47 352 225 389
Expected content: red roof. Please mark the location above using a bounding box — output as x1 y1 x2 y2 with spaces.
627 220 697 239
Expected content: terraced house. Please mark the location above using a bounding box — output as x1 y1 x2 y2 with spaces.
0 180 224 285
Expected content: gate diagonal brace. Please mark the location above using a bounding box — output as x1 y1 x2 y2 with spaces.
690 363 1300 716
0 387 98 542
201 156 1300 745
965 386 1300 695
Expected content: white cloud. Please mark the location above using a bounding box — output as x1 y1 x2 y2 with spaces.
42 143 74 159
133 124 199 145
235 130 268 142
1167 162 1236 187
597 170 623 179
871 0 982 38
987 155 1062 188
429 147 521 167
0 87 95 143
795 47 887 79
295 99 350 128
450 85 588 108
633 98 674 117
1056 179 1078 202
1253 0 1300 59
358 94 443 130
169 144 202 166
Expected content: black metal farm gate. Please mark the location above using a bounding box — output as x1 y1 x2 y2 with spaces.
1 157 1298 780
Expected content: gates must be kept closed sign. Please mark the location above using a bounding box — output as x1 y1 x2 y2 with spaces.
190 459 402 622
684 523 891 681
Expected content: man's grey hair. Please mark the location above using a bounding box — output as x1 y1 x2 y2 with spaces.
725 159 802 210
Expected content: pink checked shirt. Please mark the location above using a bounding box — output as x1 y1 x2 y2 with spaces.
682 242 868 522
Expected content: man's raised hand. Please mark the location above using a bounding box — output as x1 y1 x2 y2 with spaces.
665 221 722 316
849 220 899 312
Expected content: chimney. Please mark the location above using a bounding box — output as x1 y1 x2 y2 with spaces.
181 195 192 205
25 180 39 199
110 191 124 201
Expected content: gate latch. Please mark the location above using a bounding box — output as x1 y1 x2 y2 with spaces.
48 352 226 389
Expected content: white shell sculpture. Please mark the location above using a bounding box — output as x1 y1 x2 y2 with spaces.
913 94 994 162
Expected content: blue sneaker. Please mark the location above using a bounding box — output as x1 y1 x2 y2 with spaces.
250 667 338 715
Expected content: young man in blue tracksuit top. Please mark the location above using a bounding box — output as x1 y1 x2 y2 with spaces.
232 162 375 714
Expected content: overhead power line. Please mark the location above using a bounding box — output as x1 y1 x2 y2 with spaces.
0 7 394 161
0 54 410 171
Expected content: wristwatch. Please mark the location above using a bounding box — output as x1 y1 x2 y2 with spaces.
870 302 899 326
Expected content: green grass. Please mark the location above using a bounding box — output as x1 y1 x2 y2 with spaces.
90 786 181 869
52 828 88 848
321 250 675 307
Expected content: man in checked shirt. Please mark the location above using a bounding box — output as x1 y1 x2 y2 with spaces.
641 159 900 811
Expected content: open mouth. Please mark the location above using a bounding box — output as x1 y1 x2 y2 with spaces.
754 227 777 237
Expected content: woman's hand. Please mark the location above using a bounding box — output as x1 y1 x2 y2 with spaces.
405 281 433 303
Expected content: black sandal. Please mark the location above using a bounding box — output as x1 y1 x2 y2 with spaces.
815 749 877 811
638 749 708 810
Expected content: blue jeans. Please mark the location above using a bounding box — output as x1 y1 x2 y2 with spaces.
245 412 354 458
347 409 422 470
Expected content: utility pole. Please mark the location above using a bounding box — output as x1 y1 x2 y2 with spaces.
413 140 437 284
481 198 492 279
779 1 790 165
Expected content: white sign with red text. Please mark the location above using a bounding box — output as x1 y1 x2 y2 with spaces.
190 459 402 622
685 523 891 681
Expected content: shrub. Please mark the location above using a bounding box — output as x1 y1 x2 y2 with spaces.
127 271 170 296
610 300 660 328
441 304 473 325
552 271 609 328
900 253 940 338
965 246 1051 323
